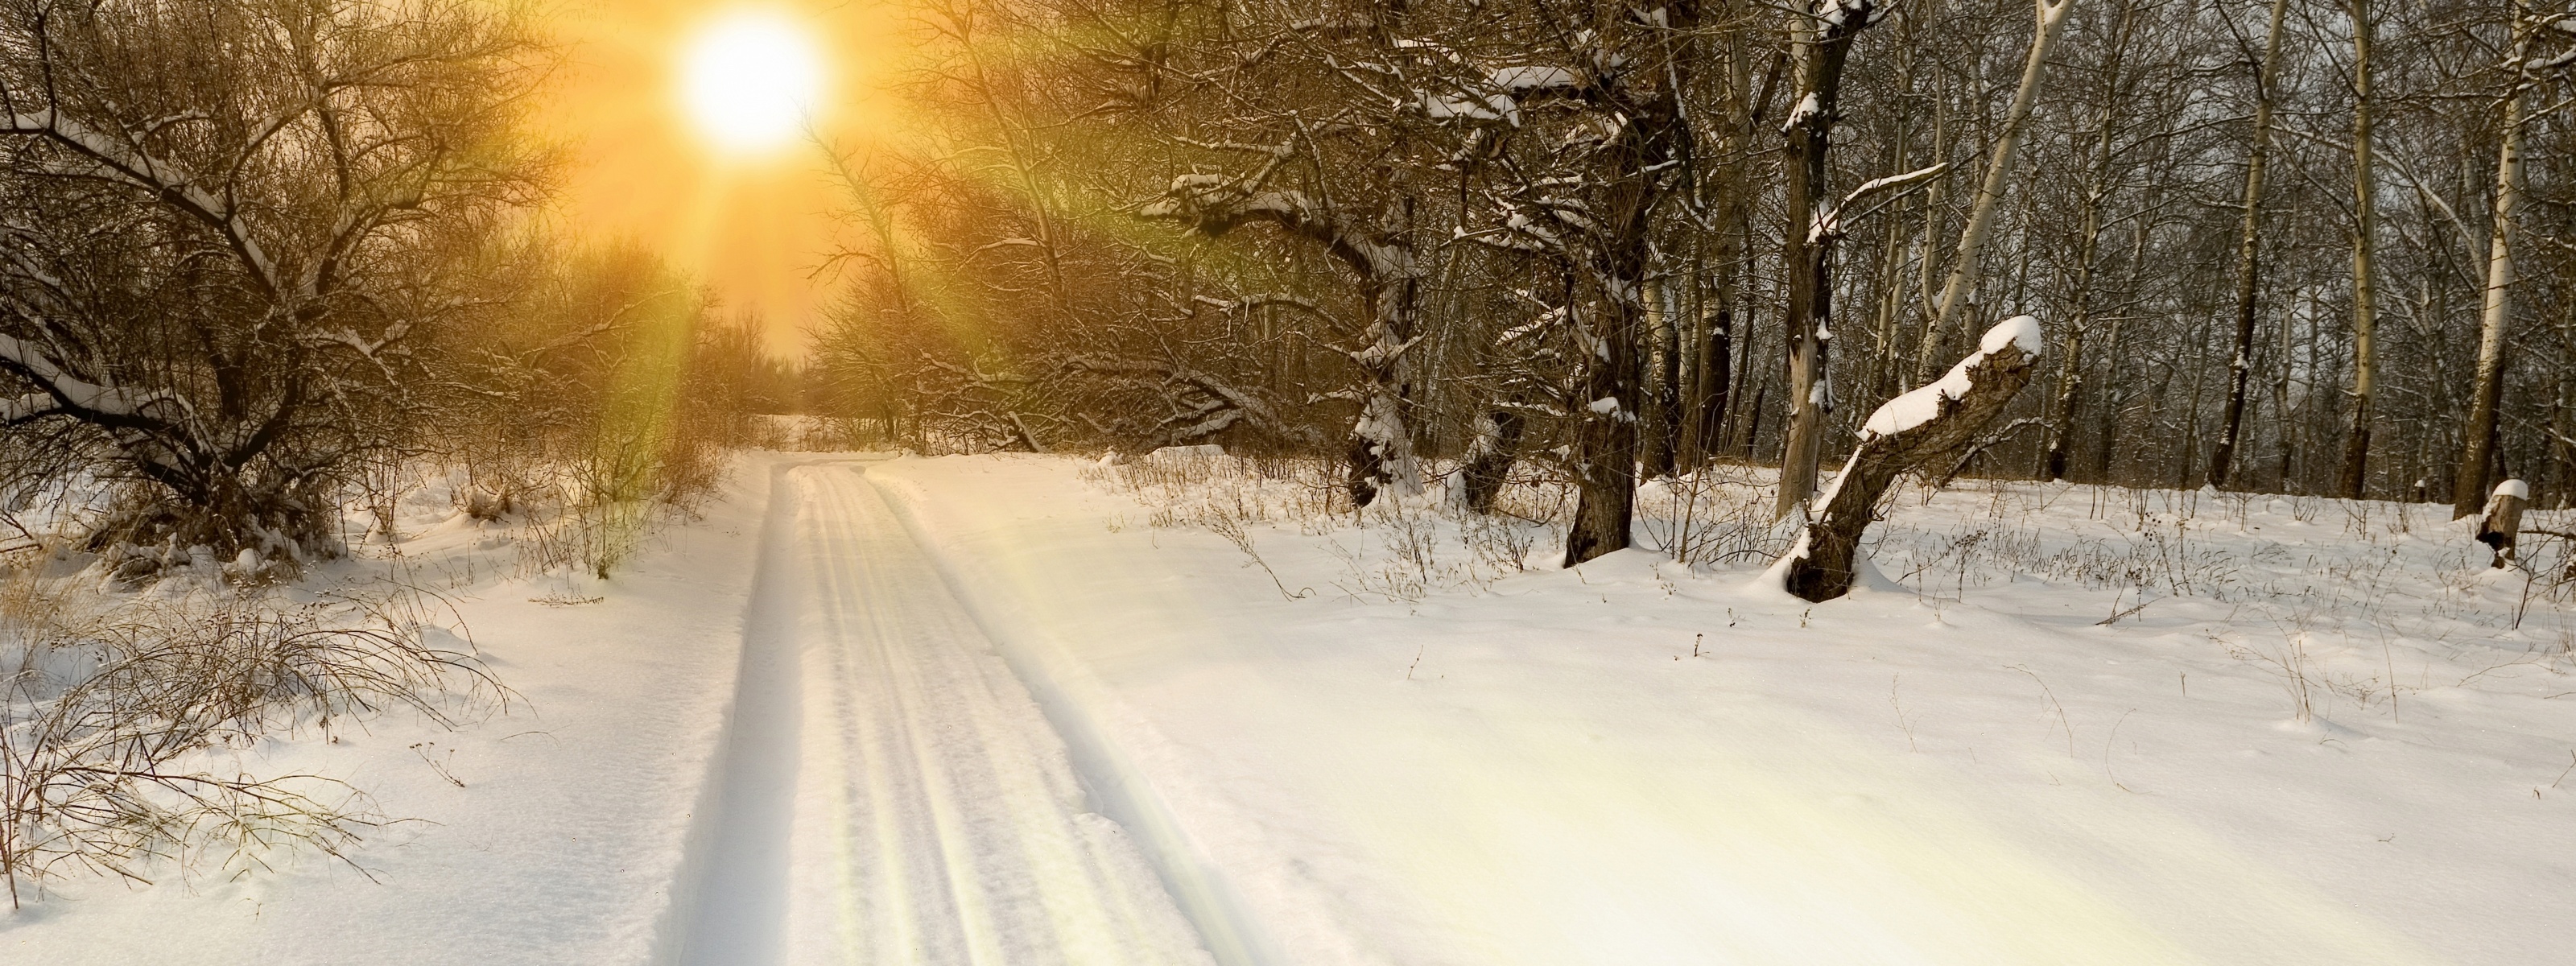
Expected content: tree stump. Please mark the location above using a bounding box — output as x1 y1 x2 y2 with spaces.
2477 478 2529 569
1782 317 2041 602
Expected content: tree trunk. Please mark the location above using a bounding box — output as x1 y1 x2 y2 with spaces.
2454 14 2532 519
2207 0 2289 489
1566 1 1702 565
2555 310 2576 509
1683 35 1754 473
2040 0 2135 481
1686 280 1735 466
1772 0 1878 521
1640 277 1679 478
1458 407 1526 514
1910 0 2075 386
2336 0 2378 499
1785 320 2041 602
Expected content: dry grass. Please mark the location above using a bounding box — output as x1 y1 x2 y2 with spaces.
0 565 501 906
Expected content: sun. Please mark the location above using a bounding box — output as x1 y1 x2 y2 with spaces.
679 11 826 154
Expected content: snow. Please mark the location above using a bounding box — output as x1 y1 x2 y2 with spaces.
1815 0 1876 29
1862 315 2042 438
0 392 47 422
2493 479 2529 500
1782 92 1821 131
3 455 1213 964
865 454 2576 965
1421 92 1519 126
12 450 2576 964
4 460 784 962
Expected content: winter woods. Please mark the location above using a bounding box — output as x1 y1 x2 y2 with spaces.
811 0 2576 580
4 0 2570 578
0 0 542 562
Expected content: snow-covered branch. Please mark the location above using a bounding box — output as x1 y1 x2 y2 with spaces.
1810 163 1948 242
0 332 182 429
0 111 283 297
1141 175 1413 282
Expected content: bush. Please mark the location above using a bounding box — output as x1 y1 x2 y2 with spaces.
0 576 498 906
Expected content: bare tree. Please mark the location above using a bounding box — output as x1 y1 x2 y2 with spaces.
2207 0 2290 489
2454 4 2560 517
2338 0 2379 499
0 0 536 563
1911 0 2076 385
1142 161 1424 506
1774 0 1887 520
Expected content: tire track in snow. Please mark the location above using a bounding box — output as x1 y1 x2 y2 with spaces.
672 462 1214 965
667 459 812 966
862 471 1278 966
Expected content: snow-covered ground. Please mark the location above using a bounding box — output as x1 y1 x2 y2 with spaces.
2 456 777 963
8 450 2574 964
869 452 2576 965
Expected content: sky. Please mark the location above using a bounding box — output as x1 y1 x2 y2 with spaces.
535 0 910 356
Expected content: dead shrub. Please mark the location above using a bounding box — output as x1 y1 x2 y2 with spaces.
0 578 500 906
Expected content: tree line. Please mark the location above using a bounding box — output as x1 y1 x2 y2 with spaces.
815 0 2576 564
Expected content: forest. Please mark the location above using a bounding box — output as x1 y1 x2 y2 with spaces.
813 0 2576 562
3 1 2576 960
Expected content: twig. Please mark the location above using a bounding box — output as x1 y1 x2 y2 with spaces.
2007 664 2077 758
2103 708 2139 793
2098 586 2156 625
1890 675 1919 752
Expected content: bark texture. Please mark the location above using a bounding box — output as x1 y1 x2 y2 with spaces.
1773 0 1879 522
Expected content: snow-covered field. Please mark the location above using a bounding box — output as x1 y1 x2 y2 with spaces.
8 450 2575 964
2 457 775 963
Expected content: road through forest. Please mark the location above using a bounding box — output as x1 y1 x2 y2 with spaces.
671 461 1216 966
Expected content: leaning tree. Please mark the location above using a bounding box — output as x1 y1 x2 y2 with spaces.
0 0 537 565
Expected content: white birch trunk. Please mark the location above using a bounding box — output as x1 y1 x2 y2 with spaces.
1910 0 2076 385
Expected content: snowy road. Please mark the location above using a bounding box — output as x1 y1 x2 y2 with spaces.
673 462 1213 966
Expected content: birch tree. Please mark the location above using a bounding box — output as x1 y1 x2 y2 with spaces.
2207 0 2289 489
1909 0 2076 386
2337 0 2379 499
2452 4 2558 517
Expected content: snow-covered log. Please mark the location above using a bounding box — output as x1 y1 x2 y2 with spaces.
1781 316 2042 602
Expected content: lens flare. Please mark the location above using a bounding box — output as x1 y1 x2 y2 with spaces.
679 11 825 153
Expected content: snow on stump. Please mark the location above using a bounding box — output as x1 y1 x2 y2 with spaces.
2477 478 2529 570
1782 316 2042 602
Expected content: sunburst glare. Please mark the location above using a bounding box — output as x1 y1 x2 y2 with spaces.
679 10 826 153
